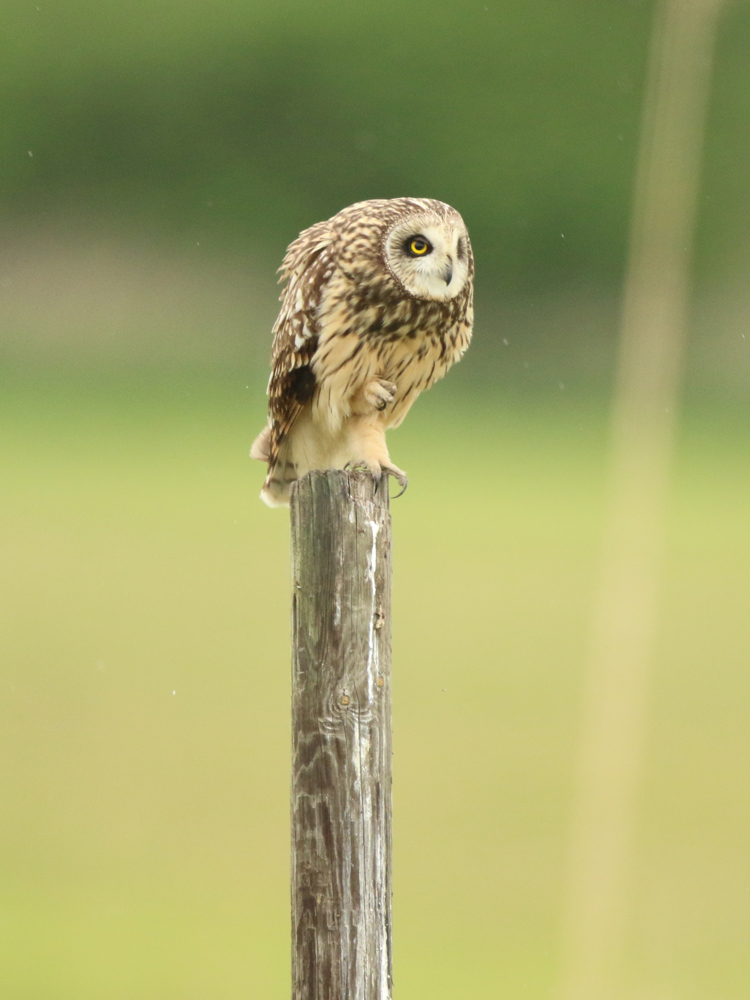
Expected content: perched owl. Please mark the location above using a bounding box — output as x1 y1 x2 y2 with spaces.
251 197 474 507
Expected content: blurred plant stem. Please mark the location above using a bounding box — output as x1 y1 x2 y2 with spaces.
557 1 729 998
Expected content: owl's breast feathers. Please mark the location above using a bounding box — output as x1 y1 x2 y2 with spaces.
312 277 472 432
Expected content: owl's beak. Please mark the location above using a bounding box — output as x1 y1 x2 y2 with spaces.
443 258 453 285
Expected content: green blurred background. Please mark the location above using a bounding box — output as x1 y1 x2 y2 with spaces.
2 1 750 997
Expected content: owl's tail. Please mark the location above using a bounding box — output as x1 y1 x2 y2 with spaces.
251 425 297 507
261 457 297 507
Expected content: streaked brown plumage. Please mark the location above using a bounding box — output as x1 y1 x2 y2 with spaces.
251 197 474 506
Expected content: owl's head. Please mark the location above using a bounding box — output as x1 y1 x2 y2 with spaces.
381 201 472 302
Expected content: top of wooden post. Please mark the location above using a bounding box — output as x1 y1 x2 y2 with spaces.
290 469 390 511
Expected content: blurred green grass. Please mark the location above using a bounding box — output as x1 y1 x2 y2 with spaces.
2 371 749 998
3 0 750 294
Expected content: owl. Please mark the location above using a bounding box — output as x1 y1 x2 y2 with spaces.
251 197 474 507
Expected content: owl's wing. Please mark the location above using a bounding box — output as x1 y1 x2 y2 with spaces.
266 221 335 466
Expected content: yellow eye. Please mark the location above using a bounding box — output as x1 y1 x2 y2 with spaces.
407 236 431 257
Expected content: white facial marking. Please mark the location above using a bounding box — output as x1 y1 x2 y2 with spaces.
384 213 469 301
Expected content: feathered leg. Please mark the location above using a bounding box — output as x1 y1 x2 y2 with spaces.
346 413 408 495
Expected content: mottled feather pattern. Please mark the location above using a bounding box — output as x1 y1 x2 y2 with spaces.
265 221 336 467
252 197 474 506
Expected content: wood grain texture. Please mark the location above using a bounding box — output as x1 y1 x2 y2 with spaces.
290 470 393 1000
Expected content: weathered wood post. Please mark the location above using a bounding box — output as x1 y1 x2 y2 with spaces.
290 470 393 1000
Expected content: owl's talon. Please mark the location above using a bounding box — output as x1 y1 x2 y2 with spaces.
391 476 408 499
381 464 408 499
362 377 397 413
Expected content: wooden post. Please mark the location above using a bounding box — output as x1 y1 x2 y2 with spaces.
290 470 393 1000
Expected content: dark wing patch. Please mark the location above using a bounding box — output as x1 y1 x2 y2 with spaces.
287 365 316 404
265 221 335 466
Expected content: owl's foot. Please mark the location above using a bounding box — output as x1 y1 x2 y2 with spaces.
345 459 381 477
381 462 408 499
344 459 408 498
362 377 397 412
